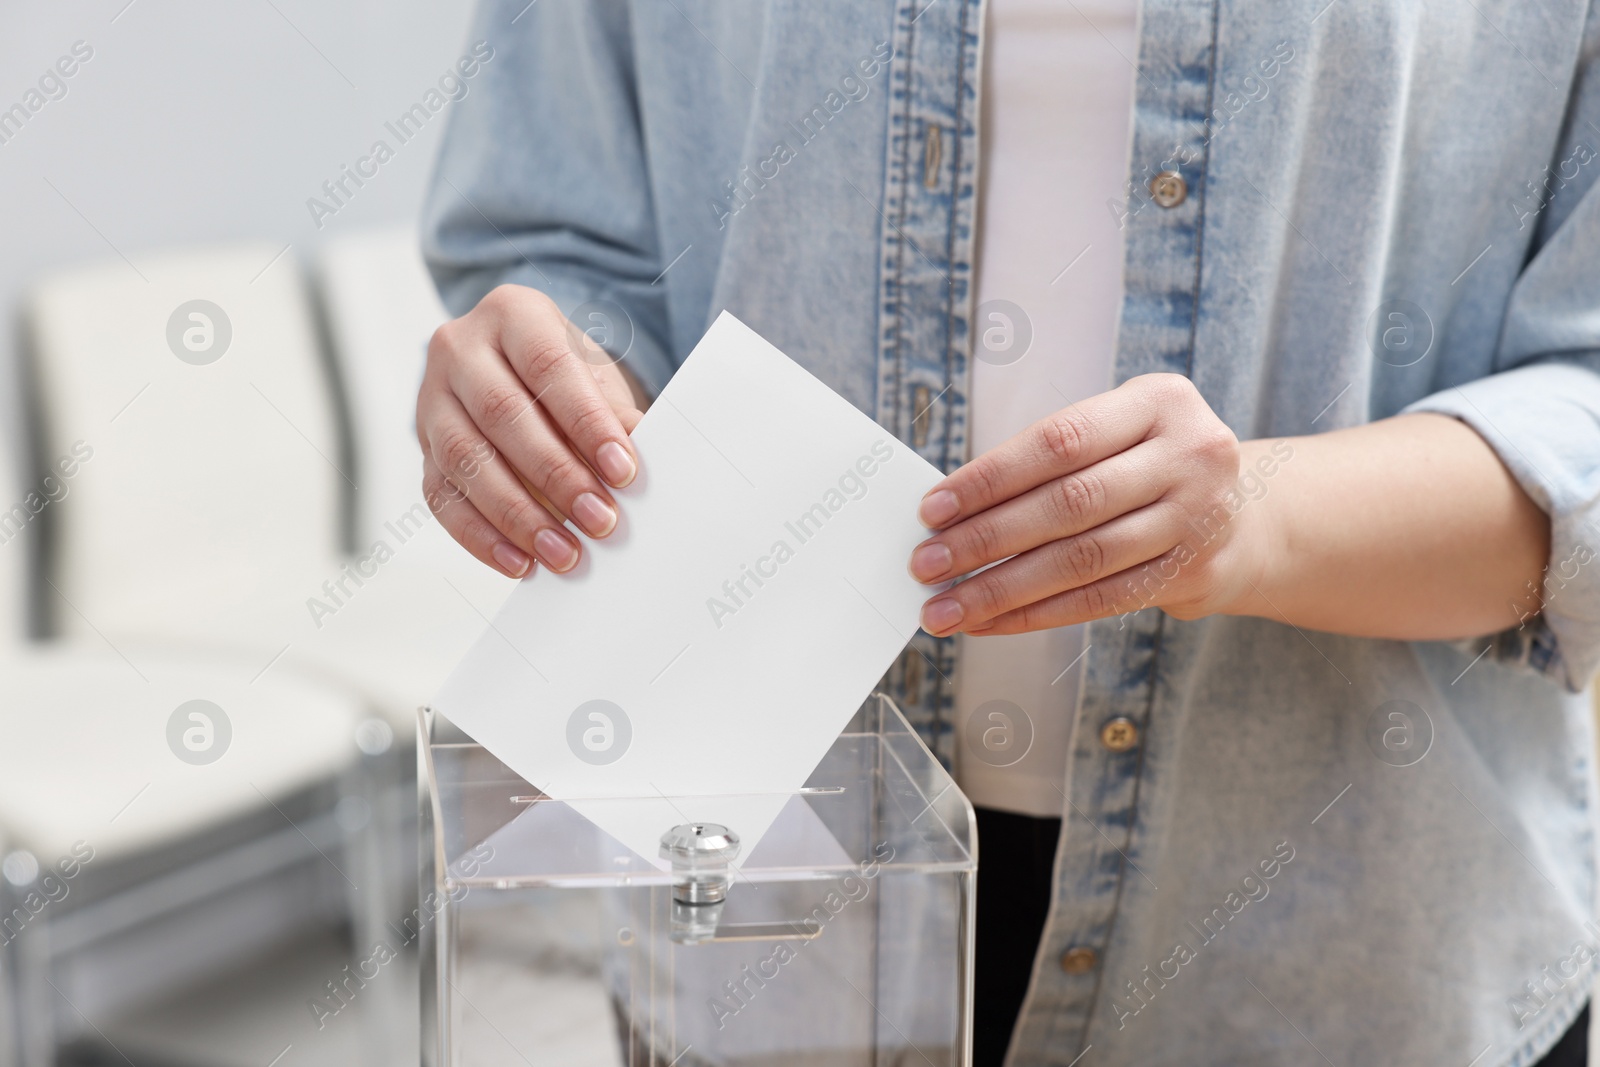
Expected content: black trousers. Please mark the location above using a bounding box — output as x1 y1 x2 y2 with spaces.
974 806 1589 1067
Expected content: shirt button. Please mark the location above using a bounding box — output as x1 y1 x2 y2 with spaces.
1149 170 1187 208
1099 716 1140 753
1060 946 1099 974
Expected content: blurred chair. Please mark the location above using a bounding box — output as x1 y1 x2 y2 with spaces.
297 225 514 730
299 229 514 1035
15 244 401 1065
21 236 513 1065
26 242 346 645
0 646 366 1067
316 226 449 563
27 234 511 736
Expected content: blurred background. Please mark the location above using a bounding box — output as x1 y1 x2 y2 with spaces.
0 2 515 1064
4 3 1600 1066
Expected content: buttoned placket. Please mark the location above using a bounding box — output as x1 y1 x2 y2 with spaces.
872 0 1218 1059
1003 1 1220 1062
874 0 985 764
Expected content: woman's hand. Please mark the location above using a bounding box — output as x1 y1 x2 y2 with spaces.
909 374 1267 636
416 284 648 578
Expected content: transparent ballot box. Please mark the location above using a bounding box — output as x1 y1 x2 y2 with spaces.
418 693 976 1066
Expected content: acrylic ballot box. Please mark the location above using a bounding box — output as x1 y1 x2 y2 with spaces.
418 693 976 1066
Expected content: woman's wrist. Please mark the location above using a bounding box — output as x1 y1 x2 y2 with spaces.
1200 436 1290 623
1201 416 1550 641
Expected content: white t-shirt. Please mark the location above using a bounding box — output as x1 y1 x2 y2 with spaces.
955 0 1139 817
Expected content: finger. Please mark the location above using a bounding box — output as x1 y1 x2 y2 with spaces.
498 297 640 489
615 404 644 434
963 547 1194 635
422 454 535 579
909 441 1173 583
598 358 646 425
917 502 1187 635
917 381 1162 529
450 359 620 539
421 392 582 572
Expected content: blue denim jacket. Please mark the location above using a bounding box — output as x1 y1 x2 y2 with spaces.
424 1 1600 1063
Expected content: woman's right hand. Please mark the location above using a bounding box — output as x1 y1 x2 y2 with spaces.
416 284 647 578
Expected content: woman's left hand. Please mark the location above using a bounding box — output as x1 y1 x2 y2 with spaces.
909 373 1269 636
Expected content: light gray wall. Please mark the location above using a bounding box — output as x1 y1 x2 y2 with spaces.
0 0 479 480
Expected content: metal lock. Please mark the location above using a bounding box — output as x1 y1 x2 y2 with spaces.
661 822 741 944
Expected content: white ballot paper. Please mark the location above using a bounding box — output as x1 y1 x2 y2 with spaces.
431 312 946 868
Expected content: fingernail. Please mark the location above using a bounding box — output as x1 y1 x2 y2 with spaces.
596 440 637 487
920 597 963 635
492 541 532 578
572 492 618 538
919 489 959 527
535 529 579 572
909 542 953 582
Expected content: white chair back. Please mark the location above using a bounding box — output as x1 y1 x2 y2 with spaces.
306 227 515 728
316 227 450 562
26 243 344 642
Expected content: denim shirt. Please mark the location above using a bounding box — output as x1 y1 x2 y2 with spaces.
423 1 1600 1063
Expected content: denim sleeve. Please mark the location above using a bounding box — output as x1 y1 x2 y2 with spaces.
1403 365 1600 691
1402 18 1600 691
419 0 678 398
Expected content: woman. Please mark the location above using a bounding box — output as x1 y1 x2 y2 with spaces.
416 0 1600 1062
